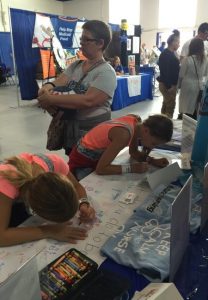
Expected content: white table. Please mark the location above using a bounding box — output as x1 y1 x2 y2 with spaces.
0 149 181 285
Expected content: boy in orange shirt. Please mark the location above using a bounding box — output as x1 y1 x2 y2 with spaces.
69 114 173 178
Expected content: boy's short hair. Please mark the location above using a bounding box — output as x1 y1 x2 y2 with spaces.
143 114 173 142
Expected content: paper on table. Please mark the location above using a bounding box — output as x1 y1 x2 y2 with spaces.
0 239 45 284
147 162 182 190
127 75 141 97
0 256 41 300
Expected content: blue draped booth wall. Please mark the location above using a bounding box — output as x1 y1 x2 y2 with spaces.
0 32 14 74
10 8 40 100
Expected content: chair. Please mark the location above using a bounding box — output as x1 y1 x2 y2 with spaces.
0 63 15 85
5 66 15 85
0 63 6 85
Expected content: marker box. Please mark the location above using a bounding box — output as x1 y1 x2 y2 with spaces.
39 248 130 300
39 248 98 300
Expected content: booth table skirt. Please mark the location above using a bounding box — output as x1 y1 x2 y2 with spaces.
111 73 153 111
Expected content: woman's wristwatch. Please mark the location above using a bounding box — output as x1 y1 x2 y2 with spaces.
43 82 56 88
79 197 90 209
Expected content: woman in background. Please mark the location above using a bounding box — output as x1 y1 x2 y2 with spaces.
178 38 208 119
112 56 124 75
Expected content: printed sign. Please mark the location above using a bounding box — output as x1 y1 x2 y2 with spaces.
54 17 77 49
32 13 55 48
169 175 192 281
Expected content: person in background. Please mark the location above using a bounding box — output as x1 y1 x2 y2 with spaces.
38 20 117 154
112 56 124 75
68 114 173 179
180 22 208 61
140 43 149 65
178 38 208 119
0 153 95 246
159 41 166 52
158 30 180 118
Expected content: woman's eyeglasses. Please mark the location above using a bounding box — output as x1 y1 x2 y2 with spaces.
80 37 98 43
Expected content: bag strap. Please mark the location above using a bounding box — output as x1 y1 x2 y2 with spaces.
76 59 106 85
192 56 200 89
34 154 54 172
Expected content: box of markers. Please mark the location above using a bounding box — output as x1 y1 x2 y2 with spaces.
39 248 98 300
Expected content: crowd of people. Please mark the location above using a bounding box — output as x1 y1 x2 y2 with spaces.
157 22 208 120
0 20 174 247
1 19 207 247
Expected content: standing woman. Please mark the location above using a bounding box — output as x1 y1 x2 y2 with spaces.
38 20 117 154
178 38 208 119
158 30 180 118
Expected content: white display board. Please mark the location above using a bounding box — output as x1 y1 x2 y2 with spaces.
0 256 41 300
169 175 192 281
132 283 183 300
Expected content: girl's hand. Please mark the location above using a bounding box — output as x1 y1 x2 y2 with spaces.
147 157 169 168
79 203 96 223
43 222 88 243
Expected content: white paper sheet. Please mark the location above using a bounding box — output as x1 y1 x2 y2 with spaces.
147 162 182 191
127 75 141 97
0 256 41 300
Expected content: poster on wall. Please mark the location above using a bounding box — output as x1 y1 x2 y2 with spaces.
127 24 135 36
32 13 55 48
52 16 77 49
127 38 131 51
32 13 75 70
133 36 140 54
128 55 135 68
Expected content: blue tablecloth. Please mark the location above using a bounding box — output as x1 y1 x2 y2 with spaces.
139 66 155 77
111 73 153 111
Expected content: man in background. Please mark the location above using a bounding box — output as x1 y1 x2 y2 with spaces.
159 41 166 52
180 22 208 61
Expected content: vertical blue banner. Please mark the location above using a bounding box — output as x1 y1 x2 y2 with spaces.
51 16 77 49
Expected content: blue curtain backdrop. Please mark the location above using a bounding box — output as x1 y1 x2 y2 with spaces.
0 32 14 74
10 8 40 100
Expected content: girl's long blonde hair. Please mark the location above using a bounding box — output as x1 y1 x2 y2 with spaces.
0 156 78 222
0 156 44 187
